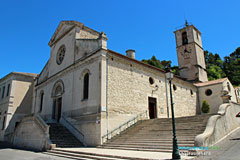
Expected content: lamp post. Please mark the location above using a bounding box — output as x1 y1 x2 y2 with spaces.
166 70 181 160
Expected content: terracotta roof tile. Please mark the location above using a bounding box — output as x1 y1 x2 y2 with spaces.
194 78 228 87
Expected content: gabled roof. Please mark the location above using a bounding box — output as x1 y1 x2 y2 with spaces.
48 21 100 47
0 72 38 83
12 72 38 77
194 78 228 87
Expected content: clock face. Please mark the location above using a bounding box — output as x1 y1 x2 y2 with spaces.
179 45 192 59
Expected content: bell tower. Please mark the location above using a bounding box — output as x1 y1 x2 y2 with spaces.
174 21 208 82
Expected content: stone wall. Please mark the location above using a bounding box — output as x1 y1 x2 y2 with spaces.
13 114 52 151
195 102 240 147
197 79 237 113
100 52 198 138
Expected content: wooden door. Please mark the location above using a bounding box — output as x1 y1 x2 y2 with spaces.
148 97 157 119
57 97 62 122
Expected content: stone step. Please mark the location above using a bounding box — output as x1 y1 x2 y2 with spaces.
119 134 198 138
49 148 149 160
115 137 196 141
46 150 126 160
44 152 91 160
103 142 194 147
106 140 195 144
48 123 83 148
102 146 172 153
132 130 204 133
102 144 190 150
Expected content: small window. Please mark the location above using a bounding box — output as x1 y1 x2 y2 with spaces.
6 84 10 97
39 91 44 112
15 122 20 128
83 73 89 100
2 86 5 98
2 116 6 130
111 58 114 61
173 84 177 91
227 82 231 92
205 89 212 96
196 32 199 40
190 90 193 95
149 77 154 85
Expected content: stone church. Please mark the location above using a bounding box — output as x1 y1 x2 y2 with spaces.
0 21 239 151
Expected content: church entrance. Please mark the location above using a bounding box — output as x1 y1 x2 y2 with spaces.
148 97 157 119
51 80 64 123
53 97 62 122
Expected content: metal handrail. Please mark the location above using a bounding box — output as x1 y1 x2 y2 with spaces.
61 115 85 140
101 110 148 143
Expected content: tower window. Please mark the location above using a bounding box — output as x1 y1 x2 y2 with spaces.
182 32 188 45
83 73 89 100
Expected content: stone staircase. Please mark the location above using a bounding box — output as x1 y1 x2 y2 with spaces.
101 114 213 152
48 123 83 148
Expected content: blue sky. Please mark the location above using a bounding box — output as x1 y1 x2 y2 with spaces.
0 0 240 78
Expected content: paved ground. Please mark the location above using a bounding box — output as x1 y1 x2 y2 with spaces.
195 127 240 160
0 142 69 160
0 148 73 160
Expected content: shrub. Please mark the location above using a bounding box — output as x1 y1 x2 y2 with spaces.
202 100 210 113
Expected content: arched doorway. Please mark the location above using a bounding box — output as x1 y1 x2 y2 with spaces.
52 80 64 122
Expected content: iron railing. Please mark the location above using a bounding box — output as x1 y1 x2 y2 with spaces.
101 110 148 143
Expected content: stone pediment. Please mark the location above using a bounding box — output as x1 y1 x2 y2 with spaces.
48 21 100 47
48 21 83 47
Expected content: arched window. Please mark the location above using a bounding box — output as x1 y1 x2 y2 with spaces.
182 32 188 45
39 91 44 112
51 80 64 98
83 73 89 100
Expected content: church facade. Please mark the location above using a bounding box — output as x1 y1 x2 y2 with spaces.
33 21 199 146
0 21 238 150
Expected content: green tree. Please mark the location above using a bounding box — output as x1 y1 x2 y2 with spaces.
202 100 210 113
223 47 240 86
141 56 180 75
142 56 164 70
204 50 225 81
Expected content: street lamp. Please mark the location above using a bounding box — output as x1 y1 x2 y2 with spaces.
166 70 181 160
